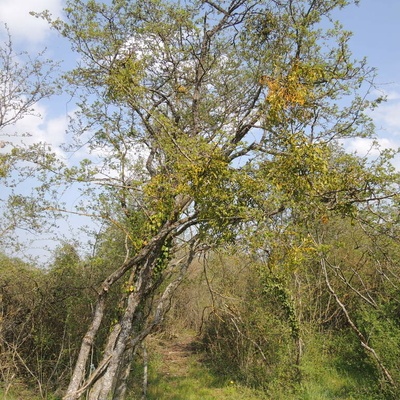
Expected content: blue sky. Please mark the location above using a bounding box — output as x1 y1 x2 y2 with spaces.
333 0 400 155
0 0 399 260
337 0 400 85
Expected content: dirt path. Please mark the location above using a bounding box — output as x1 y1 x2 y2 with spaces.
154 332 199 378
142 332 264 400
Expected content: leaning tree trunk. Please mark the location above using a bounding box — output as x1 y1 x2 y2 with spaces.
89 239 198 400
63 203 196 400
113 247 197 400
88 257 156 399
62 221 175 400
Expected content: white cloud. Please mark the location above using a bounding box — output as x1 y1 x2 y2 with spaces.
368 86 400 135
384 90 400 101
1 101 69 161
371 102 400 137
0 0 63 45
343 137 398 157
341 136 400 170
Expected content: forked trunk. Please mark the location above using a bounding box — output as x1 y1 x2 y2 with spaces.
62 240 163 400
63 217 195 400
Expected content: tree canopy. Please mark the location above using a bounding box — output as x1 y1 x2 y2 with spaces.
2 0 400 399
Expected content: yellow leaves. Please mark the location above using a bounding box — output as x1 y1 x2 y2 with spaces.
265 75 307 108
176 85 188 94
264 133 331 202
106 57 145 101
287 242 315 270
143 135 233 228
321 214 329 224
259 75 271 86
263 59 325 112
145 133 256 236
144 173 175 217
186 157 228 193
123 281 135 293
263 130 375 222
268 231 317 273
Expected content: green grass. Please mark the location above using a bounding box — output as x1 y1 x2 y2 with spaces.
143 357 266 400
125 330 390 400
2 330 391 400
261 332 387 400
127 334 267 400
0 386 42 400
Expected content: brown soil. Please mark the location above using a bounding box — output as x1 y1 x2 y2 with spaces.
152 332 200 377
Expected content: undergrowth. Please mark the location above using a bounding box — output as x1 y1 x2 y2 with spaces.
125 329 394 400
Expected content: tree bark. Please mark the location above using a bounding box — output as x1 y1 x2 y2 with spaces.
63 295 107 400
88 252 158 399
100 239 197 400
62 217 191 400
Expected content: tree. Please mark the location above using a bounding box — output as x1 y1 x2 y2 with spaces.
26 0 399 398
0 253 48 396
0 23 57 148
0 24 58 245
195 205 400 396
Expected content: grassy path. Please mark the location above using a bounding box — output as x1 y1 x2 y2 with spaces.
139 332 265 400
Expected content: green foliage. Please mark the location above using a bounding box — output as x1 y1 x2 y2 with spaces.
355 305 400 393
261 273 300 340
0 385 43 400
0 254 46 393
290 329 383 400
5 0 400 398
198 254 298 391
0 154 12 178
0 242 127 395
163 248 396 399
